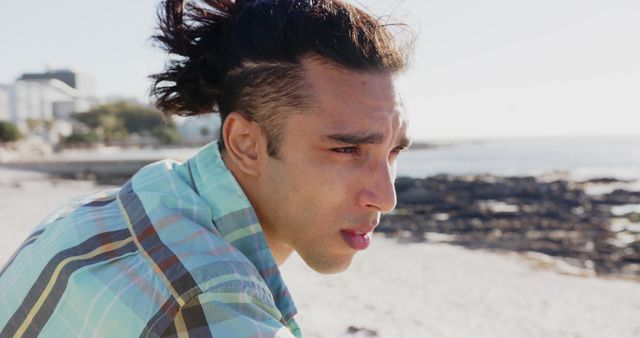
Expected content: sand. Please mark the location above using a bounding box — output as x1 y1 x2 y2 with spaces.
0 168 118 261
1 168 639 338
283 240 640 338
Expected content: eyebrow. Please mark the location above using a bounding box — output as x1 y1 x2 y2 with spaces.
324 132 385 145
395 136 412 150
324 132 412 148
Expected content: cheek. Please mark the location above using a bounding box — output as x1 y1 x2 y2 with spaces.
277 155 362 222
321 165 362 197
287 172 350 224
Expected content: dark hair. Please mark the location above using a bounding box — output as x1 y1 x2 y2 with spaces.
150 0 410 157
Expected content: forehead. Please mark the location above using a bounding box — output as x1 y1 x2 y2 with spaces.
300 57 408 137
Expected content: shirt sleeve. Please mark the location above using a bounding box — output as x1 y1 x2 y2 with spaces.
159 287 297 338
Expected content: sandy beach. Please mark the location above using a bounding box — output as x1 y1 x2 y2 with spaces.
1 168 639 337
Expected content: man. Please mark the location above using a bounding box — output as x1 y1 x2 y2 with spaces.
0 0 411 336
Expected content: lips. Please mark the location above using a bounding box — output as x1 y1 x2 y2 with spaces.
340 229 373 250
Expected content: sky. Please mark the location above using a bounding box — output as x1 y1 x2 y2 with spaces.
1 0 639 141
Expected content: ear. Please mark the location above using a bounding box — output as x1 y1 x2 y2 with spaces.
222 112 264 176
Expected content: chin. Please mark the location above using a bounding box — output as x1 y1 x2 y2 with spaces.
303 252 354 275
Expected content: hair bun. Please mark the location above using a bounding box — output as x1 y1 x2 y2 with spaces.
150 0 235 116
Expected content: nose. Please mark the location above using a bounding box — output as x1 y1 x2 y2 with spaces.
358 160 397 213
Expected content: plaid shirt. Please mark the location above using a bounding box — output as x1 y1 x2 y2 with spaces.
0 141 300 338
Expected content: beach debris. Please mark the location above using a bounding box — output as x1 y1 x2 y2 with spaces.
346 326 378 336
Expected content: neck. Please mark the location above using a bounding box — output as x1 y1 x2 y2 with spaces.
263 232 294 266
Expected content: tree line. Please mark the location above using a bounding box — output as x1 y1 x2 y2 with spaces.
0 102 184 146
64 102 182 146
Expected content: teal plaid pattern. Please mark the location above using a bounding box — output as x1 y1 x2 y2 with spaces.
0 141 300 338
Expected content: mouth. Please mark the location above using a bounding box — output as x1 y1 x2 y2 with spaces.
340 228 375 251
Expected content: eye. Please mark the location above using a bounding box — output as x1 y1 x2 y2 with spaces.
332 146 360 155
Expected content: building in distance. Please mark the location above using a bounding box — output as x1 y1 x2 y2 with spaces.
12 69 97 123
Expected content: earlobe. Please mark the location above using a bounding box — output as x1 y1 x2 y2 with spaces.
222 112 262 176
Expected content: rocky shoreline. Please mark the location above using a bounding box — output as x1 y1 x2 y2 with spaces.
380 175 640 277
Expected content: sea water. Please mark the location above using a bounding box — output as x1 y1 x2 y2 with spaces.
397 135 640 180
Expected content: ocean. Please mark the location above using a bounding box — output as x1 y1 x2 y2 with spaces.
397 135 640 180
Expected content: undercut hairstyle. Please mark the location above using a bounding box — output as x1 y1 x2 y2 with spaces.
150 0 411 157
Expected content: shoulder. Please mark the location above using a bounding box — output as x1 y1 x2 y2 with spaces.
115 159 276 310
145 278 292 338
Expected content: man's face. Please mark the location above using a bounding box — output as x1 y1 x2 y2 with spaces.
256 59 409 274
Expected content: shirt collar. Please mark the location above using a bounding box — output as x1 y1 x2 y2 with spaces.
186 141 297 321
